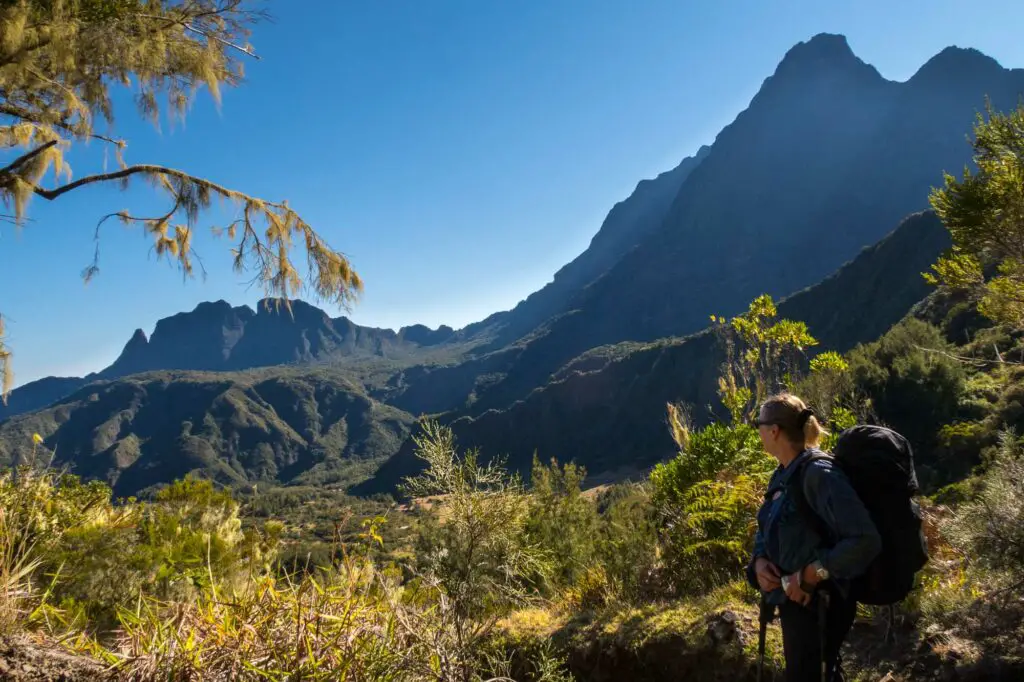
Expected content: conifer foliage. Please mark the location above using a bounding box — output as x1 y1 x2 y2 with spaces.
928 102 1024 329
0 0 363 397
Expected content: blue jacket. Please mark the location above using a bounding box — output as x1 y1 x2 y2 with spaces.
746 448 881 604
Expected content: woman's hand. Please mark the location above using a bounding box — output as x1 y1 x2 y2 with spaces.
754 557 781 592
782 573 812 606
800 562 822 588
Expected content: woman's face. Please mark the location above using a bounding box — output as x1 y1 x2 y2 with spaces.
756 406 783 458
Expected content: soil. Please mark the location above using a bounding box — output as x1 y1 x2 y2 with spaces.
0 634 107 681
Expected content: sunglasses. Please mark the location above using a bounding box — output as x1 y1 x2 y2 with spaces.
751 417 780 429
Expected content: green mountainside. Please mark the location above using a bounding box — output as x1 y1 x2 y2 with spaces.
0 369 415 497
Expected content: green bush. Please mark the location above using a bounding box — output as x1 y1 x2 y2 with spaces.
849 318 967 486
650 422 769 508
524 456 600 591
648 418 772 597
590 483 659 603
944 431 1024 577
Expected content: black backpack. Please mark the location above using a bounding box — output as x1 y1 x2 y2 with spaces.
789 425 929 605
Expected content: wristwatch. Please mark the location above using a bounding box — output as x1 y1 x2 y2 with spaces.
811 560 829 581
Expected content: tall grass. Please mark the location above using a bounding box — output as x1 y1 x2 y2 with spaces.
0 432 571 681
0 505 42 634
111 562 413 681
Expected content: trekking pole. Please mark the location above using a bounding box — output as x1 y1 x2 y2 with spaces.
818 591 830 682
757 597 774 682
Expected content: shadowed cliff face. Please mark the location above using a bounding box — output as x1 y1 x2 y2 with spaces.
462 145 713 351
357 211 951 495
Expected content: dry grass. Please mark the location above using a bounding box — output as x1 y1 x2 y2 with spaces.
109 562 415 681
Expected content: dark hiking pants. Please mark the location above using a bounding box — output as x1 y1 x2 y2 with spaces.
779 588 857 682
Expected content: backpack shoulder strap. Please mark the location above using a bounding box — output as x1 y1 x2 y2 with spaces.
787 453 833 543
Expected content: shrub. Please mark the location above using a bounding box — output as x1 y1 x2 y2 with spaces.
650 421 769 508
849 318 967 486
648 415 772 597
112 559 413 681
524 456 599 591
943 431 1024 579
592 483 659 603
401 420 549 680
658 473 763 595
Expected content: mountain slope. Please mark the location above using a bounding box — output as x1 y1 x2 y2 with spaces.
438 35 1024 418
461 145 712 349
0 368 415 497
358 210 950 494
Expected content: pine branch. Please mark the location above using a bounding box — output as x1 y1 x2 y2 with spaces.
0 103 123 146
0 36 54 70
31 164 235 203
0 140 57 177
134 11 260 60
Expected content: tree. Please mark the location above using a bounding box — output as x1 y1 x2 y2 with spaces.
928 101 1024 329
401 421 546 682
0 0 363 398
524 455 599 590
710 294 819 422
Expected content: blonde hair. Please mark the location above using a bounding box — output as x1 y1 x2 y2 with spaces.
759 393 828 449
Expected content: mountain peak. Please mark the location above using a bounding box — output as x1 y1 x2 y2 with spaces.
255 297 327 318
910 45 1004 85
799 32 853 54
781 33 856 65
767 33 882 84
127 328 148 346
747 32 886 104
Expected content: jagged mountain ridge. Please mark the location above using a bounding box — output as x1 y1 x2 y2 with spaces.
109 298 459 375
0 298 460 423
1 144 717 423
417 34 1024 418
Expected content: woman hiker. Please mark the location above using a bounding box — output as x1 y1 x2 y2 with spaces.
746 393 881 681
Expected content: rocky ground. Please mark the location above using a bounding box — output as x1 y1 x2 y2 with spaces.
0 634 106 681
495 592 1024 682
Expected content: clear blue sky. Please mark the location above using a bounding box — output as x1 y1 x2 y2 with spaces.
3 0 1024 387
